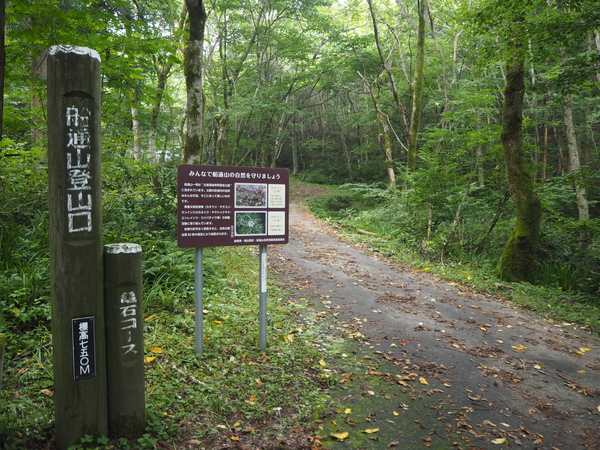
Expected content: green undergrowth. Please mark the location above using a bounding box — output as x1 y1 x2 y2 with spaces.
0 242 330 448
305 184 600 335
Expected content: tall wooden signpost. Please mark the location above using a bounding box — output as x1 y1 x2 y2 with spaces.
178 165 289 354
48 46 107 449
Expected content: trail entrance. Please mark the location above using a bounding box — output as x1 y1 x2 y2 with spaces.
273 183 600 449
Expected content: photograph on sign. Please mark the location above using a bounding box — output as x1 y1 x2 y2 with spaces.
235 211 267 236
235 183 267 208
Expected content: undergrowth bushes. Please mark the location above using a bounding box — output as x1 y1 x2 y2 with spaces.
1 152 326 447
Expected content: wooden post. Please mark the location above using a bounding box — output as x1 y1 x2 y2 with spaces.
104 244 145 438
47 45 107 449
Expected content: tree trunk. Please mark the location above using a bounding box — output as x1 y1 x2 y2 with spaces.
360 72 397 189
31 48 47 146
149 53 175 163
130 89 141 161
366 0 409 136
496 50 542 283
406 0 427 176
0 0 5 139
148 3 187 163
562 94 590 250
183 0 207 165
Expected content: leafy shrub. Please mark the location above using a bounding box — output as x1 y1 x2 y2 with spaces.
324 195 353 212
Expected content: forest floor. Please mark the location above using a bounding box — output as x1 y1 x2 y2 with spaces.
270 182 600 449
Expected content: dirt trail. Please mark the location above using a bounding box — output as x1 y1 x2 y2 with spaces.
272 195 600 449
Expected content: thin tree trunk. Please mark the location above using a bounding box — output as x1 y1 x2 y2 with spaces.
359 72 396 189
183 0 207 165
0 0 5 139
130 89 141 161
366 0 409 136
149 3 187 163
406 0 427 176
562 94 590 249
271 110 289 168
292 125 299 176
31 49 47 146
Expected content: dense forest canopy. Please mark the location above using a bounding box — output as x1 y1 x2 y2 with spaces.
1 0 599 288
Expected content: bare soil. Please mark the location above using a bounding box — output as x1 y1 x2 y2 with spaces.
271 185 600 450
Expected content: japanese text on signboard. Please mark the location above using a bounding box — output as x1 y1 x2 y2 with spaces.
72 317 96 380
65 105 93 233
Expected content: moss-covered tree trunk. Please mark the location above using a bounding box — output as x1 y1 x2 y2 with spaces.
497 48 541 282
183 0 207 164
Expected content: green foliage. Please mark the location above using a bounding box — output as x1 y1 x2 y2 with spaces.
103 155 179 243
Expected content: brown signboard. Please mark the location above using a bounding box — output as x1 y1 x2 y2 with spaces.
177 165 289 248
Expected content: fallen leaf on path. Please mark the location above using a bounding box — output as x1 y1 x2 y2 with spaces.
511 345 527 352
467 393 483 401
344 408 352 414
491 438 506 444
419 377 429 385
362 428 379 434
331 432 349 441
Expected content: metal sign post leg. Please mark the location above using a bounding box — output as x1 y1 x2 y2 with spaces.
195 248 204 356
259 245 268 350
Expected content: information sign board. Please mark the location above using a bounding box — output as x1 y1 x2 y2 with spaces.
178 165 289 248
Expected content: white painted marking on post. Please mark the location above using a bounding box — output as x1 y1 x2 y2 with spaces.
104 243 142 254
50 45 101 62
